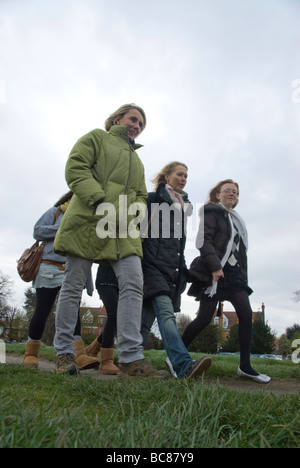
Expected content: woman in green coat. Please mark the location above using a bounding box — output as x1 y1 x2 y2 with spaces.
53 104 168 378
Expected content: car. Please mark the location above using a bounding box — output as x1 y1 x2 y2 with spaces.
259 354 282 360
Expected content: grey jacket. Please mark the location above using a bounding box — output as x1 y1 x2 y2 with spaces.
33 206 94 295
33 207 66 263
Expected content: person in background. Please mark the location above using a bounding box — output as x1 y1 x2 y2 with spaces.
182 179 271 383
140 162 212 379
24 191 99 371
53 104 169 378
85 265 119 375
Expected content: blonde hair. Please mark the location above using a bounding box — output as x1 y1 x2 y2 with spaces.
208 179 239 208
104 104 146 132
152 161 188 191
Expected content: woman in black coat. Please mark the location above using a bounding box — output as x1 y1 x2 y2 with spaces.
140 162 212 379
182 179 270 383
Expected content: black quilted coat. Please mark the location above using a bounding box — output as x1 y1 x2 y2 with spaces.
142 183 192 312
188 202 248 292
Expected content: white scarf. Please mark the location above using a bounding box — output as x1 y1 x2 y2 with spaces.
204 203 248 298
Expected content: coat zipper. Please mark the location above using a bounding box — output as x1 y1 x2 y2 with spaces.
115 143 132 258
124 144 132 195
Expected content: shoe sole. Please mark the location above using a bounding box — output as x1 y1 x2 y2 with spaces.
237 367 271 384
117 359 171 379
186 357 212 380
53 364 79 376
79 361 100 371
117 370 170 379
117 365 170 379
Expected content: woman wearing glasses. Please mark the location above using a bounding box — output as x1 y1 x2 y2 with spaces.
182 179 271 383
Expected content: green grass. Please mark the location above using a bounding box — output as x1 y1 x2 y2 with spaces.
145 348 300 380
7 342 57 362
1 345 299 448
7 342 300 379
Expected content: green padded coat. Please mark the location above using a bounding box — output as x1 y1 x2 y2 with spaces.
54 125 148 262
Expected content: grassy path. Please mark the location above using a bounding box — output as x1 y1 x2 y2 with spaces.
0 345 299 448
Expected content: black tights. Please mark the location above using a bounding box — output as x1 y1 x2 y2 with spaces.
181 290 258 375
97 285 118 348
29 287 81 341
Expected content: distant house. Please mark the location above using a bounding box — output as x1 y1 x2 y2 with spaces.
214 302 265 343
80 306 107 337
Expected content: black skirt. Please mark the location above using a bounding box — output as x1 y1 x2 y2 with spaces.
187 263 253 301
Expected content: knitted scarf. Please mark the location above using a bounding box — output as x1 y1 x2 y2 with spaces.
165 184 191 213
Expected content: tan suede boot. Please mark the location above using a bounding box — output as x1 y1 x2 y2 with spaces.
85 338 102 358
99 348 119 375
24 341 41 368
73 339 100 370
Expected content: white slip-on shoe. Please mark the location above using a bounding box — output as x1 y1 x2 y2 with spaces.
237 367 271 384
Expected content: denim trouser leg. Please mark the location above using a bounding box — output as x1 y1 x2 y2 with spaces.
54 255 93 355
111 255 144 364
152 295 192 378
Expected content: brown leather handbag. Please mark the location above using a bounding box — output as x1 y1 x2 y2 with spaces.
17 240 47 282
17 208 61 282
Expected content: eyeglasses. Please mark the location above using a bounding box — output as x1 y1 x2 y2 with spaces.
219 189 239 195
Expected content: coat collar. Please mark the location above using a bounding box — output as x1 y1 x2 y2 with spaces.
108 125 143 150
154 183 193 216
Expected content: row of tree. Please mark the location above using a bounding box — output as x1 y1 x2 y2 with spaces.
0 276 92 345
1 270 299 356
0 274 42 343
177 313 278 355
147 313 300 357
0 271 25 342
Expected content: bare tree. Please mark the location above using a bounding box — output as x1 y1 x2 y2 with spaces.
176 313 192 335
0 271 13 308
0 271 14 329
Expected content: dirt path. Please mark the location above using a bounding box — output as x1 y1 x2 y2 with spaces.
4 354 300 395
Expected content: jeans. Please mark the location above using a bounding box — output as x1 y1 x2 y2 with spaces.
142 295 192 378
54 255 92 355
110 255 144 364
54 254 144 364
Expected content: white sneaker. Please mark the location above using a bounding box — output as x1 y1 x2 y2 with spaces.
165 357 178 379
237 367 271 384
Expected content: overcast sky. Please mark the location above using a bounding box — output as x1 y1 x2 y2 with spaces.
0 0 299 336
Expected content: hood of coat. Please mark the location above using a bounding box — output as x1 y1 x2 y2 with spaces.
202 201 228 217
